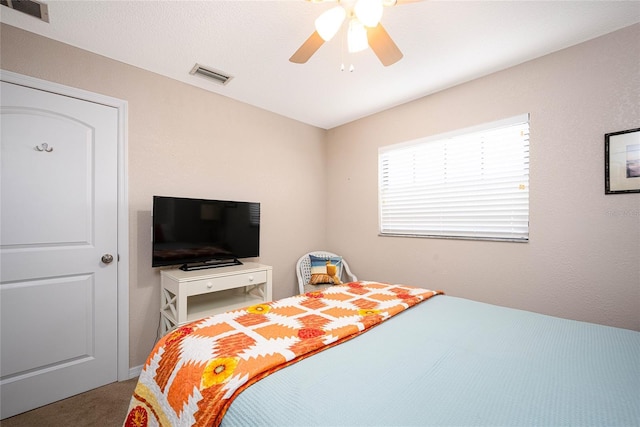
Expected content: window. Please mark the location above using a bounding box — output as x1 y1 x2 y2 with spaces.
378 114 530 241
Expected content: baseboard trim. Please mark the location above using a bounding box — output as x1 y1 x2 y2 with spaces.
127 365 143 379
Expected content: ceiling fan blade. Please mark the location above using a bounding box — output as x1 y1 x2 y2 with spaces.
367 23 403 66
289 31 325 64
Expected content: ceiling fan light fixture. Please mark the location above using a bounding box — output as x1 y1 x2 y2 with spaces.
347 18 368 53
354 0 383 27
315 6 346 41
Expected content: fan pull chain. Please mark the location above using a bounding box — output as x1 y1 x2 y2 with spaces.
339 24 354 72
340 63 354 72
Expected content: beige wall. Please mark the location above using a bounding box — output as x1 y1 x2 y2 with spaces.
2 22 638 372
1 24 328 368
327 23 640 332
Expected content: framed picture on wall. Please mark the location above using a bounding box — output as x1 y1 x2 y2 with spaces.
605 128 640 194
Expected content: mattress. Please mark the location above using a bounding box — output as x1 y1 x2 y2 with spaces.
125 282 442 426
221 295 640 426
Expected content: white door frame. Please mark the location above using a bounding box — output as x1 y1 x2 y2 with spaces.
1 69 130 382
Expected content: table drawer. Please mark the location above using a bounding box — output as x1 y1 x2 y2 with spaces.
185 270 268 296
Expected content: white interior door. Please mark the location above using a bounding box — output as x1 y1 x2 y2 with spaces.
0 81 119 419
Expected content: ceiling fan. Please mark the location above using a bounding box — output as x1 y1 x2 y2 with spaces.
289 0 418 67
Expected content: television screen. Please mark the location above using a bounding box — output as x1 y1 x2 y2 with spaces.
152 196 260 269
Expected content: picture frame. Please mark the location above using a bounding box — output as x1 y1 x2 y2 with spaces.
605 127 640 194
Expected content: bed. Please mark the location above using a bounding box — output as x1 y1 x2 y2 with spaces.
124 281 640 426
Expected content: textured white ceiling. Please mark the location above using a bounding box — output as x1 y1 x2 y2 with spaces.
2 0 639 129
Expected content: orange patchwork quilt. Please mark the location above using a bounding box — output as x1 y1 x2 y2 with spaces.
124 281 442 427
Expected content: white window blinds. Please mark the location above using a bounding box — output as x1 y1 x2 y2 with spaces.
378 114 530 241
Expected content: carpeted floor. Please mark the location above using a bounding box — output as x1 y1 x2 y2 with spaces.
1 377 138 427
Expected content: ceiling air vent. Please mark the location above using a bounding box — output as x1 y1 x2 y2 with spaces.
189 64 233 86
1 0 49 22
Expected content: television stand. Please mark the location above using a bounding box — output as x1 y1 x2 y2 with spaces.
179 258 242 271
160 262 273 334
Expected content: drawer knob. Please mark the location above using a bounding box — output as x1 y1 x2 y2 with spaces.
248 275 254 282
207 282 213 289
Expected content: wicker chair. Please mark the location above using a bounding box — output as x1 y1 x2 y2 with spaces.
296 251 357 294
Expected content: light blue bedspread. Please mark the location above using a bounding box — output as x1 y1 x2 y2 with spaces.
222 295 640 426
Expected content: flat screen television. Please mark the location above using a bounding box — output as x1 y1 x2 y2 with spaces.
152 196 260 270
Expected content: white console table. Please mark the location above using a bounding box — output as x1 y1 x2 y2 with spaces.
160 262 272 334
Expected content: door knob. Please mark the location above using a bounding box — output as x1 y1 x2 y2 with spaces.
102 254 114 264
